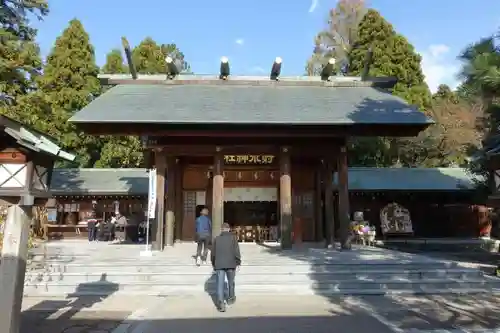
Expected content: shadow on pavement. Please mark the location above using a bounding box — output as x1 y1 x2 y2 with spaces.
255 242 500 331
18 313 400 333
380 243 499 274
21 273 119 333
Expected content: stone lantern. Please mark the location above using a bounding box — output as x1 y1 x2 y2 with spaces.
0 115 75 333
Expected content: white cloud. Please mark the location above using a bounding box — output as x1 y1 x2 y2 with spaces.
419 44 461 93
308 0 318 13
235 38 244 45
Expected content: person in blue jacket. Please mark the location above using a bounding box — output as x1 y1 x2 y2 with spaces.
195 207 212 266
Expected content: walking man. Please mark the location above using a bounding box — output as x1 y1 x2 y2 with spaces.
211 222 241 312
195 207 212 266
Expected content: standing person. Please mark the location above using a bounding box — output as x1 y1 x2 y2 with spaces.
211 222 241 312
86 213 98 242
195 207 212 266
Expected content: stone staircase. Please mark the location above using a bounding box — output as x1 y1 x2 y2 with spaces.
23 241 500 297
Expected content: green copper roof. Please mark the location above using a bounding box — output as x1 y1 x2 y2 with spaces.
334 167 480 191
50 168 148 195
50 167 477 195
70 76 433 126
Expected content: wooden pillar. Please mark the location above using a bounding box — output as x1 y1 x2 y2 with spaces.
206 174 213 218
212 148 224 239
165 156 176 247
324 160 335 248
0 204 32 333
337 144 351 250
314 162 324 242
174 159 183 241
279 146 292 249
152 150 166 251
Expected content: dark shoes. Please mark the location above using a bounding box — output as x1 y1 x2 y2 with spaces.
217 301 226 312
216 297 236 312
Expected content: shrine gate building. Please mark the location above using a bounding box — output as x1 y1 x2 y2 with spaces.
69 71 432 251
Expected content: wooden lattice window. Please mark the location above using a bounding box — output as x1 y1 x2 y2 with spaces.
301 192 314 218
183 191 196 214
293 191 314 219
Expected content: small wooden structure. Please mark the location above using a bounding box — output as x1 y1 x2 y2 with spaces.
42 167 483 240
341 167 482 238
69 47 432 251
0 115 74 333
43 168 147 239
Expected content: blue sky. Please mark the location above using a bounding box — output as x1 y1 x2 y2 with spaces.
33 0 500 92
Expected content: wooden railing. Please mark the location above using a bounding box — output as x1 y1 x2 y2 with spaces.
231 225 279 242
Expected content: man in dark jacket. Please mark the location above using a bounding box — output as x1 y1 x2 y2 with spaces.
195 207 212 266
211 222 241 312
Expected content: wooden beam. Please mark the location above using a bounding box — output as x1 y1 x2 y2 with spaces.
337 143 351 250
153 151 166 251
165 155 176 247
151 145 277 155
174 159 183 241
211 148 224 240
148 144 338 158
323 159 335 248
148 130 343 138
75 122 428 138
314 161 324 242
98 76 398 89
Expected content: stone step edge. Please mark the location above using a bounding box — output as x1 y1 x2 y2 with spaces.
23 278 499 287
23 287 500 297
24 269 484 277
39 262 460 267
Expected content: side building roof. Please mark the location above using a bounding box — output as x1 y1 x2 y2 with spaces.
50 168 149 196
50 167 479 196
334 167 480 191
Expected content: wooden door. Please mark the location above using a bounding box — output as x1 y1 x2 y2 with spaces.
181 191 197 240
292 191 315 241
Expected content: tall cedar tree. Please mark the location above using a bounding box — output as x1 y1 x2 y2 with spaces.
347 9 432 167
38 19 101 167
348 9 431 110
101 49 128 74
306 0 366 75
96 38 190 167
132 37 190 74
97 48 144 168
0 0 48 117
99 49 143 167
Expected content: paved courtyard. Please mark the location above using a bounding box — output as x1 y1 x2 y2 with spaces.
19 240 500 332
20 293 500 333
